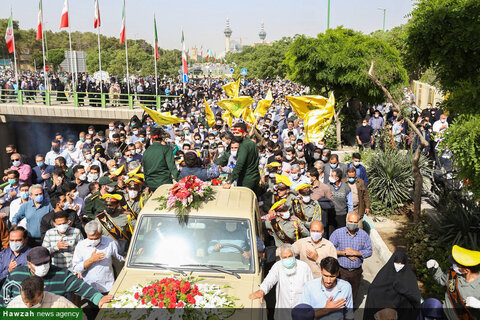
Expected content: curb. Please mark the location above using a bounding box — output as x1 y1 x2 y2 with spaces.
363 216 392 265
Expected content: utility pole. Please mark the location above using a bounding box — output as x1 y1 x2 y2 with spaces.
378 8 386 31
327 0 331 30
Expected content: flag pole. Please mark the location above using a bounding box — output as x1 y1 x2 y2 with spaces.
181 28 186 94
66 0 75 91
96 0 103 94
124 0 130 96
153 13 158 97
10 7 19 91
40 0 47 92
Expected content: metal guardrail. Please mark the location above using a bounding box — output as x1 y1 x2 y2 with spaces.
0 88 179 109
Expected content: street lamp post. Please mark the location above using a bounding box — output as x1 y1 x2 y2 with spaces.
327 0 331 30
378 8 386 31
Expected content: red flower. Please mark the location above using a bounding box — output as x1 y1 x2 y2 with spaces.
149 289 155 297
176 301 184 308
142 287 148 295
157 293 164 300
141 297 146 305
134 292 140 300
151 297 158 306
168 302 176 309
158 301 165 308
176 189 191 199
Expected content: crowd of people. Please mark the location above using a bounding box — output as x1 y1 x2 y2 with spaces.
0 73 478 320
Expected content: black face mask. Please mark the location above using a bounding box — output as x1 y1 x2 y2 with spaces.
52 147 60 153
105 207 116 215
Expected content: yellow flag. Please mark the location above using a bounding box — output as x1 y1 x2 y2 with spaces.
255 89 274 117
140 104 186 126
222 111 233 128
216 96 254 118
303 92 335 143
222 79 240 98
241 106 257 125
204 98 216 128
286 95 330 119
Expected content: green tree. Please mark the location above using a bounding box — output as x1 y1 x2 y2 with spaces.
226 37 293 79
48 49 65 72
407 0 480 200
406 0 480 115
285 27 408 145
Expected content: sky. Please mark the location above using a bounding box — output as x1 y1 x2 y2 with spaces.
3 0 415 56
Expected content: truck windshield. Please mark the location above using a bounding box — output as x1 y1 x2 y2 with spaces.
128 215 255 273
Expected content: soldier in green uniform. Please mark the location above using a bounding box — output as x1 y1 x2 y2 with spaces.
142 127 179 191
223 123 260 193
260 172 295 215
84 176 124 221
290 184 322 230
264 199 309 248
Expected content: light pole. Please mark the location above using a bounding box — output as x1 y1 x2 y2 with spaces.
378 8 386 31
327 0 331 30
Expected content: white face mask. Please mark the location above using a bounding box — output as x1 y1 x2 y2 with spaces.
394 263 405 272
86 238 101 247
56 223 69 234
79 173 87 181
271 139 278 143
128 190 138 199
329 176 336 184
106 186 115 193
71 191 79 200
362 123 367 127
453 263 464 275
136 148 142 154
302 195 311 203
85 154 93 160
280 211 290 220
313 153 321 160
231 150 238 157
33 263 50 277
291 173 299 180
67 145 74 151
310 232 322 242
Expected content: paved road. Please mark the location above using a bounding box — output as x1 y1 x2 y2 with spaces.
354 239 385 319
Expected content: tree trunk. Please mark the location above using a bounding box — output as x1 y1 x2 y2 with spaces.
334 111 342 148
412 146 424 223
367 61 429 222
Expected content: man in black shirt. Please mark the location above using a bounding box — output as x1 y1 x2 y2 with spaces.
356 119 374 150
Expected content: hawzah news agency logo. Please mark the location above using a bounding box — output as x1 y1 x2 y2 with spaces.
2 281 22 305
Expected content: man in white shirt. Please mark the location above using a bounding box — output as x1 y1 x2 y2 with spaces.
72 220 124 293
281 120 299 142
64 139 84 165
432 114 449 147
249 243 313 319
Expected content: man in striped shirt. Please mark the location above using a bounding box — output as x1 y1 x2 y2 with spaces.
0 246 112 307
42 211 84 273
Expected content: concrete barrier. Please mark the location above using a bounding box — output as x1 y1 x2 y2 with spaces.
363 215 392 265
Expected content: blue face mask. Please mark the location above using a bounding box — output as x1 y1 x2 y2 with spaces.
126 157 133 162
21 192 29 200
353 161 360 167
34 194 44 203
212 131 218 136
7 179 17 185
139 137 145 142
348 177 356 183
282 257 296 269
12 160 21 167
330 163 338 169
36 161 44 167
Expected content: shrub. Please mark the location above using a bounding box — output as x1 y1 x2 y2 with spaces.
432 192 480 250
406 217 449 300
366 148 431 208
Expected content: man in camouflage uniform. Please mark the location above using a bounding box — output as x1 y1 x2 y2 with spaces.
290 184 322 230
264 199 309 248
124 175 151 218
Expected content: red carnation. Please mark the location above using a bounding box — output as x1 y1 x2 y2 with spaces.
151 297 158 306
158 301 165 308
149 289 155 297
134 292 140 300
141 297 146 305
176 301 184 308
142 287 148 295
168 302 176 309
157 293 164 300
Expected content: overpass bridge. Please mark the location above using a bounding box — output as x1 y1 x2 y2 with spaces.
0 89 176 124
